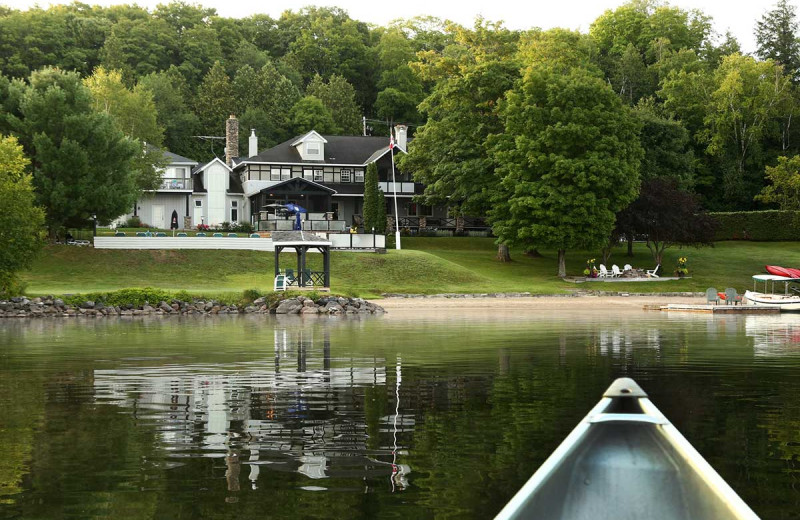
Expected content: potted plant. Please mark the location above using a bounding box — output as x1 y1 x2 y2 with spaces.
675 257 689 277
584 258 598 278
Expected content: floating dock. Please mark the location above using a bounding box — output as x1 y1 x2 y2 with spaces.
658 304 781 314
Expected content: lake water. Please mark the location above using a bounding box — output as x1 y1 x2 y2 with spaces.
1 310 800 519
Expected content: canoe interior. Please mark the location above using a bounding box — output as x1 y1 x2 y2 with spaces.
509 397 741 520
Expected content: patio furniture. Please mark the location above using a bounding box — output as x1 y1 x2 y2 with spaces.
177 232 187 237
706 287 720 305
598 265 610 278
646 264 661 278
136 232 147 237
303 268 313 286
611 265 624 277
623 264 633 272
724 287 743 305
155 232 167 237
115 231 126 237
196 232 206 237
212 232 223 237
250 233 260 238
285 268 297 286
227 233 238 237
274 274 287 292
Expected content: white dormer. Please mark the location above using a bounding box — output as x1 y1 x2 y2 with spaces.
291 130 328 161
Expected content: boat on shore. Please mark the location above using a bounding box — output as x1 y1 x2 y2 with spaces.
494 378 758 520
765 265 800 278
745 274 800 311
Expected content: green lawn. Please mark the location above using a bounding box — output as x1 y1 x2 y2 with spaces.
20 238 800 298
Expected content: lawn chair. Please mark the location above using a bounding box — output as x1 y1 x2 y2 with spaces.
212 232 223 237
623 264 633 272
303 268 313 286
706 287 720 305
196 232 206 237
285 269 297 286
611 265 624 277
647 264 661 278
274 274 287 292
177 232 187 237
155 232 167 237
227 233 238 237
598 264 610 278
114 231 126 237
136 231 147 237
724 287 743 305
249 233 260 238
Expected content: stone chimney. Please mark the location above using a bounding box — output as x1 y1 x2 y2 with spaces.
248 129 258 158
225 114 239 166
394 124 407 151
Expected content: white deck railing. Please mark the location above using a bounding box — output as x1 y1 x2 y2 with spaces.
95 234 386 251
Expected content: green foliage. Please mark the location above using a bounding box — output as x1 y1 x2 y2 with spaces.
755 155 800 210
2 68 139 233
756 0 800 82
376 188 387 233
710 210 800 241
289 95 338 135
306 73 362 135
635 103 694 187
491 65 643 274
0 135 44 295
362 162 380 232
195 61 234 133
401 21 520 217
137 68 200 159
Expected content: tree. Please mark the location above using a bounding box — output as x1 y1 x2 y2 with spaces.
0 135 45 295
491 65 643 277
2 67 140 233
195 61 235 134
618 177 716 265
362 162 380 232
755 155 800 209
138 68 200 159
375 188 387 233
756 0 800 82
374 28 425 124
306 74 362 135
289 95 338 135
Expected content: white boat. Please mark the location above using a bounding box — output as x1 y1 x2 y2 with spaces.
495 378 758 520
745 274 800 311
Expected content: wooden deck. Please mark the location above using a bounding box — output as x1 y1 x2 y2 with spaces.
659 304 781 314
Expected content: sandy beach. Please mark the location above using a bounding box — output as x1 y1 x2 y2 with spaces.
370 294 705 312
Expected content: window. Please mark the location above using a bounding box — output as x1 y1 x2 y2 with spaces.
281 168 291 180
231 200 238 222
271 167 281 181
195 200 202 207
306 143 320 155
354 170 364 182
175 167 186 178
303 168 313 180
313 169 323 182
340 169 351 183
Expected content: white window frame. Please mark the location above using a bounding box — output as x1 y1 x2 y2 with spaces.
354 170 364 183
340 169 351 182
313 169 323 182
306 143 320 155
230 200 238 223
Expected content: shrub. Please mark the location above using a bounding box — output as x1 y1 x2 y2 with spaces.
710 211 800 241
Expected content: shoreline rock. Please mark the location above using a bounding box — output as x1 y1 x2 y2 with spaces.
0 295 385 319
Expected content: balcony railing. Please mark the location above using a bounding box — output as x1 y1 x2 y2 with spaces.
158 178 193 190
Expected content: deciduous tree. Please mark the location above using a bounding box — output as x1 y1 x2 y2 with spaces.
491 65 643 277
0 135 45 295
289 95 338 135
755 155 800 210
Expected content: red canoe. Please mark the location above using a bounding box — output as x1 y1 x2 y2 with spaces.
765 265 800 278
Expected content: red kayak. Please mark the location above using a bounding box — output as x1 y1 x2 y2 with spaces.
765 265 800 278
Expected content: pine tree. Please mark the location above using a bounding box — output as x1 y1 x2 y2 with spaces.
756 0 800 82
375 188 387 233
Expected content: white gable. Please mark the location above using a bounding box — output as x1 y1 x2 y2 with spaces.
291 130 328 161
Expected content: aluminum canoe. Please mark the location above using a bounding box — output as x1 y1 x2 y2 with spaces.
495 378 759 520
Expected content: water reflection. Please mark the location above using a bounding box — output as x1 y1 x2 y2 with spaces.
90 324 416 498
2 312 800 519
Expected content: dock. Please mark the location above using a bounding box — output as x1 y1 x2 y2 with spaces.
658 304 781 314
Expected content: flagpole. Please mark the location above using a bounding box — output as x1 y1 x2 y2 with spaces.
389 128 401 250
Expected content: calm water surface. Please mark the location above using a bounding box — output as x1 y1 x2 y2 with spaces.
1 310 800 519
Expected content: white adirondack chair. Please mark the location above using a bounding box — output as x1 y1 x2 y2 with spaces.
611 265 624 277
598 264 610 278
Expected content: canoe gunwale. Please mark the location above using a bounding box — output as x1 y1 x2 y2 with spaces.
494 378 759 520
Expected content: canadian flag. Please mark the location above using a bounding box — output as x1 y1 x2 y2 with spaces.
389 132 394 150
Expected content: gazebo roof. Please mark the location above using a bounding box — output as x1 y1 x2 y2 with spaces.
271 231 331 247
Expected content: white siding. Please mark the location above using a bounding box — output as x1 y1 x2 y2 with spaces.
206 163 229 226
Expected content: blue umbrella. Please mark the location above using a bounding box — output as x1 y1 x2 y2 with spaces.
284 203 306 214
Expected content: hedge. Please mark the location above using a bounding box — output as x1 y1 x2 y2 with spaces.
710 211 800 241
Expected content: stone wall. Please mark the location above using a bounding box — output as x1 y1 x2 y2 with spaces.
0 296 384 318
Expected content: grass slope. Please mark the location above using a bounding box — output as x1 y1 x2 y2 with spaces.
20 238 800 298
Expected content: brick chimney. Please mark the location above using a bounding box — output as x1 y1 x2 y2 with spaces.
225 114 239 166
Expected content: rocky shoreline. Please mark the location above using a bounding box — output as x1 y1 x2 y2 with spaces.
0 295 385 318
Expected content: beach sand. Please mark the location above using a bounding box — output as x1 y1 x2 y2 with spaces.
370 294 704 313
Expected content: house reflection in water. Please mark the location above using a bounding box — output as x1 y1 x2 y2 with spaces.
92 326 412 491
